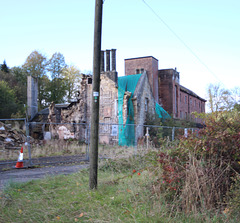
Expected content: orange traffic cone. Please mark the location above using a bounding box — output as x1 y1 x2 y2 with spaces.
15 147 24 168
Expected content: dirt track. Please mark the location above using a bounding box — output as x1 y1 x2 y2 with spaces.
0 154 88 171
0 163 89 191
0 155 89 191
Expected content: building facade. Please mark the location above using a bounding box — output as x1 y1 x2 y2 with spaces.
125 56 206 122
31 50 206 144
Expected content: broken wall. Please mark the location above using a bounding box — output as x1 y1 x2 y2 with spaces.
99 72 118 144
133 72 156 143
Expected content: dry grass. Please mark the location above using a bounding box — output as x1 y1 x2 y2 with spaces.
1 140 160 162
0 140 87 161
179 154 231 214
30 140 87 158
0 147 234 222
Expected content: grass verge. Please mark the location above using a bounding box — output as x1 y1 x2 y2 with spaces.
0 152 232 223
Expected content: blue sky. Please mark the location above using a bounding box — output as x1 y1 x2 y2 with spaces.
1 0 240 99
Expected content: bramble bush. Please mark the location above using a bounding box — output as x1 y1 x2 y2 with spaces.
153 108 240 215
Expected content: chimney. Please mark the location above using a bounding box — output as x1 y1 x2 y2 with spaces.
111 49 116 71
100 51 105 72
106 50 110 71
27 75 38 119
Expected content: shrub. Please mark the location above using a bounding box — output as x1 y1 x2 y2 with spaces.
227 175 240 218
153 108 240 215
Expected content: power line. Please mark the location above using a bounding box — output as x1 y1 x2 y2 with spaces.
141 0 223 85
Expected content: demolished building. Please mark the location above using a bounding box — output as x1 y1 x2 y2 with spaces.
30 49 206 146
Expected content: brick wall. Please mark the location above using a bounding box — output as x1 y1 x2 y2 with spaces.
125 56 159 102
158 69 180 118
179 86 206 123
179 89 206 123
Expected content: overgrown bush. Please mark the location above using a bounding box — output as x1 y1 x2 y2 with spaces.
145 113 198 147
227 175 240 219
153 108 240 215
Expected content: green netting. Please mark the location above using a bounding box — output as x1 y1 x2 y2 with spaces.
155 103 171 120
118 74 171 146
118 74 142 146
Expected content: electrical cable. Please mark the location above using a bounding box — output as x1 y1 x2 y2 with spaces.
141 0 224 85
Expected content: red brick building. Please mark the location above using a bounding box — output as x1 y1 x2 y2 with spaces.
125 56 159 103
125 56 206 123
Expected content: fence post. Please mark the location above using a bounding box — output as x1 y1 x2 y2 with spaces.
134 124 138 155
146 127 149 150
184 128 188 138
172 127 175 141
25 121 32 166
86 123 90 161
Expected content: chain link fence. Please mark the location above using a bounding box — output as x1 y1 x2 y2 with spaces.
0 119 200 169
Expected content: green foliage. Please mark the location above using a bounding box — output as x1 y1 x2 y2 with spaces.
163 115 197 128
23 51 47 79
176 109 240 162
46 52 69 104
46 77 67 104
145 112 197 147
0 67 27 117
1 51 84 114
0 60 9 73
62 65 81 102
47 52 66 79
11 67 27 117
23 51 48 109
227 175 240 219
153 107 240 215
0 80 17 118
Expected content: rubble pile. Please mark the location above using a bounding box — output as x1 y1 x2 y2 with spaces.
0 122 27 149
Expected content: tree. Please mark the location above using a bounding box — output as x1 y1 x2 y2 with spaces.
0 60 9 73
47 52 66 79
23 51 47 78
11 66 27 85
46 78 66 104
62 65 81 102
11 67 27 116
23 51 48 109
0 67 27 117
0 80 17 118
207 84 235 112
231 87 240 107
46 52 67 104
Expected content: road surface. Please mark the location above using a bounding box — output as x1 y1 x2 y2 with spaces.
0 163 88 191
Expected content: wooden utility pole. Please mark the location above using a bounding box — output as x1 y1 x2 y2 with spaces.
89 0 103 189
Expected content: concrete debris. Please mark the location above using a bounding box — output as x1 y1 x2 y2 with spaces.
0 122 27 149
57 126 75 140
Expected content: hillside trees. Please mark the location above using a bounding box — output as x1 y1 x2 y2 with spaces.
23 51 48 109
46 52 67 104
0 51 82 118
0 80 18 118
0 60 9 73
0 66 27 117
22 51 82 107
62 65 82 102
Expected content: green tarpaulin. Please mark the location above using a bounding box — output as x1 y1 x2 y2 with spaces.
118 74 170 146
